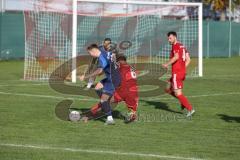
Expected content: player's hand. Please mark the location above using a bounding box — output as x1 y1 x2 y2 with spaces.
162 64 168 68
79 75 85 81
95 82 103 90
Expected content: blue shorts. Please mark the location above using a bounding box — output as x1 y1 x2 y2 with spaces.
101 78 115 95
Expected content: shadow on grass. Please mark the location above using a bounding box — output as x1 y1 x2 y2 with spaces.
55 99 127 123
217 114 240 123
140 100 182 114
71 107 125 122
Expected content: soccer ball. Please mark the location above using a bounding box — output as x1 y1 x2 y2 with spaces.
69 111 81 122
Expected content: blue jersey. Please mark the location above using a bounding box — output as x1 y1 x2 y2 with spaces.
98 51 121 93
99 45 106 53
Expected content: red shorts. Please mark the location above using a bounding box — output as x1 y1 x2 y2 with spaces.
169 73 185 90
113 87 138 112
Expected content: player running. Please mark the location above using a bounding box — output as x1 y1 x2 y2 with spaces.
162 31 195 117
79 44 121 125
89 54 138 123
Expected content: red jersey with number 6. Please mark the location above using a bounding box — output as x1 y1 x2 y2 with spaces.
118 63 137 90
170 42 189 74
113 63 138 111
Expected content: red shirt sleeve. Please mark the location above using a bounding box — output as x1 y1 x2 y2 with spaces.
173 44 180 56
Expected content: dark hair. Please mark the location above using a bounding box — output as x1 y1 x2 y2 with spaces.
167 31 177 37
104 38 111 42
87 44 99 50
117 54 127 62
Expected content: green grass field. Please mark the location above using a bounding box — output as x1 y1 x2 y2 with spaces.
0 58 240 160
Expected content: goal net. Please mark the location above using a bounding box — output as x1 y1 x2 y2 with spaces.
23 0 202 82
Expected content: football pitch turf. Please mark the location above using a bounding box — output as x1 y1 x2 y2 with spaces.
0 57 240 160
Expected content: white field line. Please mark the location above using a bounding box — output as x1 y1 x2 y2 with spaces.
0 74 240 86
142 92 240 101
0 83 46 87
0 143 204 160
0 83 81 87
0 91 239 101
201 74 240 78
0 91 97 102
179 75 240 80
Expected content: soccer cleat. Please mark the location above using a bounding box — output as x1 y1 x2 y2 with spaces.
104 119 115 125
186 109 195 117
125 111 137 123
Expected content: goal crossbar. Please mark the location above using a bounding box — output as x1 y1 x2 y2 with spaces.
75 0 202 6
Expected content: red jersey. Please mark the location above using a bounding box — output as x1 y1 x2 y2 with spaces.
170 42 189 74
119 63 137 90
114 63 138 111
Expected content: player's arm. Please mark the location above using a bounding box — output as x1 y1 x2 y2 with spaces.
85 57 98 80
162 52 179 68
80 68 103 81
85 68 103 79
87 57 99 77
80 55 107 81
185 52 191 68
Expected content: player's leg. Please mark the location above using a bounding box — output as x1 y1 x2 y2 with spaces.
165 78 184 110
174 89 192 110
172 74 195 116
101 80 117 124
95 82 104 97
90 103 101 115
112 89 123 103
109 90 123 110
121 88 138 122
100 93 115 124
88 82 104 115
90 90 121 116
125 99 138 123
79 85 102 121
81 94 112 123
80 85 102 121
86 89 121 121
165 78 177 98
81 82 105 120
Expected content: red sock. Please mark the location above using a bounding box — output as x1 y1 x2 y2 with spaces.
90 103 101 115
176 94 192 111
166 90 184 108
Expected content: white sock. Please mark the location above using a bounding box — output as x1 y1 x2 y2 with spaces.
107 116 113 121
87 82 93 88
87 78 94 88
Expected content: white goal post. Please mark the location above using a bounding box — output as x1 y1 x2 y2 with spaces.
24 0 203 82
72 0 203 82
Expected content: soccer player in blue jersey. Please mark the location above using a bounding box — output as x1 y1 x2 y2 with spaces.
86 38 112 88
99 38 112 52
79 43 121 125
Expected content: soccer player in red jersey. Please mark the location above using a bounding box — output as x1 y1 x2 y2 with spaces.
162 31 195 117
89 54 138 122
